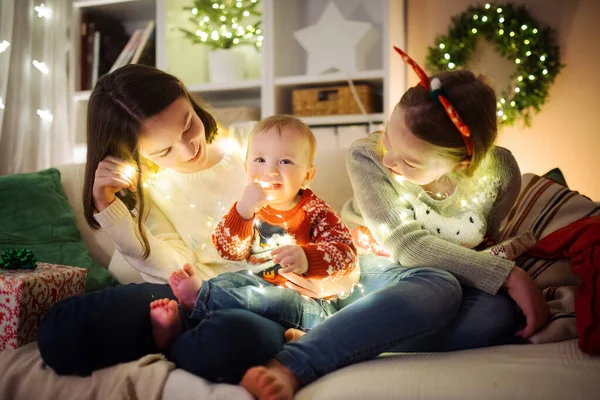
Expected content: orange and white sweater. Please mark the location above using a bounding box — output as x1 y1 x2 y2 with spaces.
212 189 357 286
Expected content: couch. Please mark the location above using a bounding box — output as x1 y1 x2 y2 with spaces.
1 146 600 399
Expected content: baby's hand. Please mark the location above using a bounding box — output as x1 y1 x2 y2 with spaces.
272 245 308 275
236 181 269 219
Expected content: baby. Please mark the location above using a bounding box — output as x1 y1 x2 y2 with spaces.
149 115 357 351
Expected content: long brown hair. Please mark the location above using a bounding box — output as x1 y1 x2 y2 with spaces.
399 70 497 177
83 64 218 258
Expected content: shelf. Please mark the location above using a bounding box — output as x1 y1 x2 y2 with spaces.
298 113 385 126
275 70 385 88
74 90 92 101
187 80 261 96
73 0 139 7
74 0 155 22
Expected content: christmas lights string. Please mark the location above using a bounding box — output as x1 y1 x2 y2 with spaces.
120 140 365 304
0 3 54 119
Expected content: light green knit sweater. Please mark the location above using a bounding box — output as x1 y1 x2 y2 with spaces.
341 132 521 294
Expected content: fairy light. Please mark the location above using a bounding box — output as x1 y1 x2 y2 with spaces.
34 3 52 19
0 40 10 53
184 1 261 49
448 62 455 69
36 109 53 121
439 43 445 49
122 165 136 179
32 60 49 74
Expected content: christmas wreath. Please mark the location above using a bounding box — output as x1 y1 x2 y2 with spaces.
426 3 563 127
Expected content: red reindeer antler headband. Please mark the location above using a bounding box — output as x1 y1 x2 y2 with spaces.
393 46 473 157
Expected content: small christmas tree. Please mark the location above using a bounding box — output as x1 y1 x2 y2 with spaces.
181 0 263 50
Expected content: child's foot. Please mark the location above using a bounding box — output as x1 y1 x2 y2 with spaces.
169 263 202 311
241 360 300 400
149 299 181 352
284 328 305 342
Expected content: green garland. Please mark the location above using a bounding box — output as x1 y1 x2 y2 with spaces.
426 3 563 127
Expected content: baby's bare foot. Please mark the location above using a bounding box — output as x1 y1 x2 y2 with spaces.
149 299 181 352
284 328 305 343
241 360 299 400
169 263 202 311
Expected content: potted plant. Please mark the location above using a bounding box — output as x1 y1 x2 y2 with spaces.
180 0 263 83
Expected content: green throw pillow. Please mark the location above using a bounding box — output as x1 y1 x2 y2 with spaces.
0 168 119 292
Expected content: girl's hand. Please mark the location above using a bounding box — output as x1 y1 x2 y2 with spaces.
93 156 138 212
236 182 268 219
272 245 308 275
503 266 549 338
280 267 360 299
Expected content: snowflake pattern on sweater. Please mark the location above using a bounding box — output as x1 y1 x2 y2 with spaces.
212 189 357 286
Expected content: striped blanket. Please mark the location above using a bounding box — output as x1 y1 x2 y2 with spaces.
500 173 600 344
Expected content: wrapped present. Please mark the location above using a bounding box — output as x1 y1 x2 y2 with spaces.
0 262 87 350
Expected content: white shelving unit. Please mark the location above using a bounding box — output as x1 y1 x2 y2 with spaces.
70 0 406 146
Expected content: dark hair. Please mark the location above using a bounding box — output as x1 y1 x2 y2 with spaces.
399 70 497 177
83 64 218 258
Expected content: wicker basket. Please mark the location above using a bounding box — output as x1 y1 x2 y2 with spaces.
292 84 378 116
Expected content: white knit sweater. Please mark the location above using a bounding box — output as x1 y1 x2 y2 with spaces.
341 132 522 294
94 139 248 283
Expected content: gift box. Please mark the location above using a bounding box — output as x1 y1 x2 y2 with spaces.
0 262 87 350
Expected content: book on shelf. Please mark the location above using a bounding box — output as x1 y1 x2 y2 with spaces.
79 12 129 91
109 21 156 72
108 29 142 73
79 16 155 91
131 21 155 64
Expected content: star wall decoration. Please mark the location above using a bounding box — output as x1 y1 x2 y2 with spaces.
293 1 379 75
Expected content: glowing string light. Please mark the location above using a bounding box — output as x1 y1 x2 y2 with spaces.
33 60 49 74
34 3 52 19
0 40 10 53
36 109 53 121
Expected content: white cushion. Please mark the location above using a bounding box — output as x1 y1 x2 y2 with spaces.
295 340 600 400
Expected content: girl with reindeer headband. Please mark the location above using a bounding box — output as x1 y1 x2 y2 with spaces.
239 47 549 400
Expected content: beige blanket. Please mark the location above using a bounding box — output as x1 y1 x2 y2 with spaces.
0 342 174 400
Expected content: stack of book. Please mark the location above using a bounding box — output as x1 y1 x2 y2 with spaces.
80 14 155 91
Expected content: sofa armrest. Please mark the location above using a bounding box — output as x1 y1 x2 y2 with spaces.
56 163 115 268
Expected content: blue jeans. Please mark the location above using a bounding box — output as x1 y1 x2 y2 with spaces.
189 270 336 331
38 283 285 383
275 255 520 386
